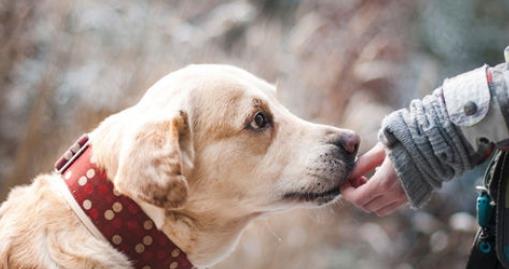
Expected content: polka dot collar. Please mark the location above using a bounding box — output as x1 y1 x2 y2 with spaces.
55 134 194 269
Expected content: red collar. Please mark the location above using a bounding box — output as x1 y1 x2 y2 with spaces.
54 134 194 269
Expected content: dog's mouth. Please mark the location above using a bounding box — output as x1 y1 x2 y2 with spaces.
282 184 341 205
281 157 354 206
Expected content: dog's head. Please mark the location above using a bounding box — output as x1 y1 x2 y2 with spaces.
94 64 359 218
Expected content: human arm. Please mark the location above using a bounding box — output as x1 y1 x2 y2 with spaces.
342 60 509 211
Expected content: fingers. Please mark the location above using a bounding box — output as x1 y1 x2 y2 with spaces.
342 180 402 215
342 156 408 216
341 174 384 210
340 182 365 209
349 176 367 188
374 201 406 216
363 195 399 212
349 143 386 180
343 158 393 204
363 190 407 212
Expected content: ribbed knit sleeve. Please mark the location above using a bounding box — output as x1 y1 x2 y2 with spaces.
379 88 480 208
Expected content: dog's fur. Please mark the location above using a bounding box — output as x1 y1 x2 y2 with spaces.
0 65 358 268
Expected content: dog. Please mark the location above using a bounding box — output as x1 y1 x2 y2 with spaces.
0 64 359 269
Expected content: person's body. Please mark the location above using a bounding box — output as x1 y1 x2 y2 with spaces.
341 47 509 216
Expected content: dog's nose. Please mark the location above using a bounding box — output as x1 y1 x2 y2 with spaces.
332 131 360 156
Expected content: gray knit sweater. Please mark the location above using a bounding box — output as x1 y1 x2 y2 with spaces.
379 87 479 208
379 64 509 208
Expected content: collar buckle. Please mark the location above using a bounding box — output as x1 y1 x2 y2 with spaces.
54 134 90 174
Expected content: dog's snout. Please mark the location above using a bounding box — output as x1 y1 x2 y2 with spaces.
330 131 360 156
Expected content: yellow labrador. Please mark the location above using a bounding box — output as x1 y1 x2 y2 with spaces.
0 65 359 268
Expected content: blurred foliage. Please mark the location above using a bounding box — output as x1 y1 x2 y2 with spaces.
0 0 508 268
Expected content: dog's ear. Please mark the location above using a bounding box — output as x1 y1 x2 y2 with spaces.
114 111 194 209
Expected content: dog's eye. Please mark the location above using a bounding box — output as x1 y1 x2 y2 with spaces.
250 112 269 129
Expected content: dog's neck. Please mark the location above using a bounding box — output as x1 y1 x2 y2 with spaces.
138 202 258 267
167 201 260 266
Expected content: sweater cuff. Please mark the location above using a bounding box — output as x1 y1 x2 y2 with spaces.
386 143 434 208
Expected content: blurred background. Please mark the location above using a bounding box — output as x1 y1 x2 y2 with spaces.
1 0 508 268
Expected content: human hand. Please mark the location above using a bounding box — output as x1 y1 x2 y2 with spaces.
340 143 408 216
